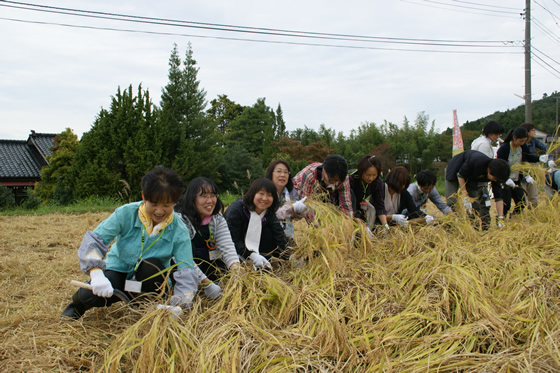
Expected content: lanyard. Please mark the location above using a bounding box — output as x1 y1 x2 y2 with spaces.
134 226 165 272
196 224 217 250
361 180 370 201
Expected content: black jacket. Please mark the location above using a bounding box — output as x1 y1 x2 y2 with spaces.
224 199 288 260
445 150 503 200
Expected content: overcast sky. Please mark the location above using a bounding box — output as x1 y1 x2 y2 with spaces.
1 0 559 141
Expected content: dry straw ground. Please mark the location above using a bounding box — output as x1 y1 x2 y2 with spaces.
1 195 559 372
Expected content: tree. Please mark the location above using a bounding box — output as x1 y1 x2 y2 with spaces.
35 128 80 204
207 94 244 145
70 85 159 199
217 143 264 194
226 98 276 160
157 43 218 181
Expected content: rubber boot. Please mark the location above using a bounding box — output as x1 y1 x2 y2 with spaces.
60 291 91 321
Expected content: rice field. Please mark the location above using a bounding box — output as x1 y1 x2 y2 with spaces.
1 195 559 372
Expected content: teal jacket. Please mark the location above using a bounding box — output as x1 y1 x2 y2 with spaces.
91 201 193 273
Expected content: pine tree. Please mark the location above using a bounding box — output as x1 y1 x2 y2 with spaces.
70 85 158 199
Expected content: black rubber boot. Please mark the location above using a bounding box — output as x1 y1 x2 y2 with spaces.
60 291 90 321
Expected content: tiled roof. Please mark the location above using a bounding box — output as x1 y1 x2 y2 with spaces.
29 132 57 161
0 132 56 180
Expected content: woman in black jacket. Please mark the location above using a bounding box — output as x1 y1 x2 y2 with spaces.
224 178 289 270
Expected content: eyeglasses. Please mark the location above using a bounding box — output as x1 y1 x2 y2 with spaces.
199 193 217 200
273 169 290 175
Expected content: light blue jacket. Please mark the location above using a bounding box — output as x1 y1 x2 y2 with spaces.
82 201 194 274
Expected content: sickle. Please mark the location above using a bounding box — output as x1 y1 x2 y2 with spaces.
70 280 140 314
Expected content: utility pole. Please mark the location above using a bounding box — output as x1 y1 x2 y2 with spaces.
524 0 532 123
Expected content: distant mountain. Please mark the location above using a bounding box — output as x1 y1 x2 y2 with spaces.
462 91 560 135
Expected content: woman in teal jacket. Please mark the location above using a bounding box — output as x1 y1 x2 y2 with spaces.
61 166 198 320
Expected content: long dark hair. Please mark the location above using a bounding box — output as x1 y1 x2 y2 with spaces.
503 127 528 144
242 178 280 213
175 177 224 227
356 154 382 180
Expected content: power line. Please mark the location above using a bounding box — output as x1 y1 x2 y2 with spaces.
0 16 523 54
533 45 560 65
534 0 560 27
445 0 520 11
532 55 560 78
0 0 515 45
532 16 560 45
402 0 521 16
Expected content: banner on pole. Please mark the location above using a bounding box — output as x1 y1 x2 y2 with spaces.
452 109 464 156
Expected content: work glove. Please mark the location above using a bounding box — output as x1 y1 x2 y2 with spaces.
90 269 114 298
392 214 408 226
505 178 516 188
292 197 308 213
249 252 272 270
525 175 534 184
539 155 549 163
157 304 183 318
203 282 223 299
462 197 472 213
548 160 556 168
496 216 505 228
425 215 435 225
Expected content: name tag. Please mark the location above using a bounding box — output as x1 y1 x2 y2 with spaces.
485 200 491 207
209 250 221 261
124 280 142 293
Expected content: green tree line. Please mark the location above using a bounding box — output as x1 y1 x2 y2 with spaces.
33 43 560 205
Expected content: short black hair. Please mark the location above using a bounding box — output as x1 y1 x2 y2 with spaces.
416 169 437 187
386 166 411 193
323 155 348 182
141 166 185 203
356 154 382 178
242 178 280 212
520 123 535 132
488 159 511 183
175 177 224 227
265 160 294 192
482 121 504 137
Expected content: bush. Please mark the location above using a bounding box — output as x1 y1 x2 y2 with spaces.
21 188 42 210
0 185 15 209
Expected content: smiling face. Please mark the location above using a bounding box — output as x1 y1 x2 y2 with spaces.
271 163 290 192
253 189 274 214
361 166 379 185
142 193 175 225
194 186 217 218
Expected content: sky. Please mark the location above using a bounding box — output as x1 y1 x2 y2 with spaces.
1 0 559 141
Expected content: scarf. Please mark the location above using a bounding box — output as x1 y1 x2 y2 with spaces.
138 202 174 236
245 210 267 253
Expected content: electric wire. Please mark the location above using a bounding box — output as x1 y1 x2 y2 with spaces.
0 16 523 54
0 0 514 45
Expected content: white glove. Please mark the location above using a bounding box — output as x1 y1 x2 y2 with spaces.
383 224 390 231
157 304 183 318
548 160 556 168
525 175 534 184
505 178 516 188
392 214 408 226
292 197 308 214
539 154 549 163
249 252 272 270
90 269 114 298
462 197 472 212
425 215 435 225
203 282 223 298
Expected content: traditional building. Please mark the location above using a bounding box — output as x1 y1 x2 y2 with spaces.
0 130 56 203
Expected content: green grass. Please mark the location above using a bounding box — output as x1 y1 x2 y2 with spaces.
0 196 122 216
1 193 242 217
